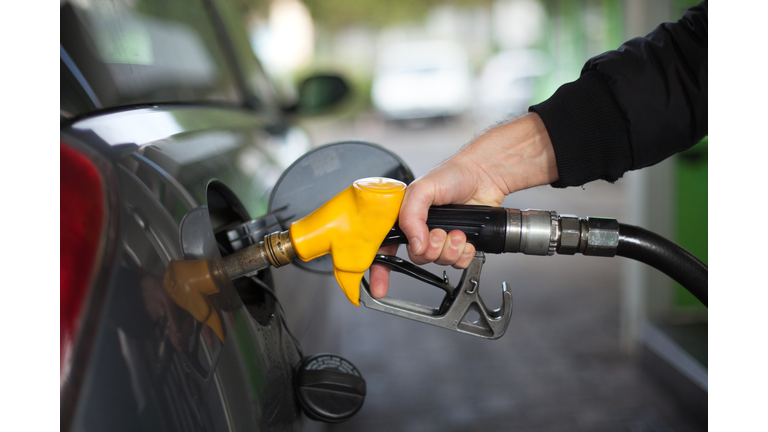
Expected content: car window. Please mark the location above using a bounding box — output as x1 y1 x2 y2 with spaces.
209 0 281 111
61 0 241 116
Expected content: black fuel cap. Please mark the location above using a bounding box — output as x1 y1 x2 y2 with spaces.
295 353 366 423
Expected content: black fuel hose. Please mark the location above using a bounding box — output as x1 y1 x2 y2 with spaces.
380 205 708 307
617 223 708 307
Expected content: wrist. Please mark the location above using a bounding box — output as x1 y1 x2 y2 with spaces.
519 113 558 188
462 113 558 194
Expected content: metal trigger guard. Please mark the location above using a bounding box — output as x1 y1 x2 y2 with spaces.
360 252 513 340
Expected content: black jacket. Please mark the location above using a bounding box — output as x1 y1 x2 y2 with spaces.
529 1 707 188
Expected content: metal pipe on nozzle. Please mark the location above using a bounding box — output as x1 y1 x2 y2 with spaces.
222 231 297 280
504 209 559 255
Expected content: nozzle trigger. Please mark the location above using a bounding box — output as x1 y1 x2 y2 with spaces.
360 252 512 340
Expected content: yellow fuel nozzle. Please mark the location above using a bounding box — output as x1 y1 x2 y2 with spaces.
289 177 407 305
167 177 406 309
163 258 226 342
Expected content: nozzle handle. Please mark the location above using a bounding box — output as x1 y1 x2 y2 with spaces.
382 205 508 253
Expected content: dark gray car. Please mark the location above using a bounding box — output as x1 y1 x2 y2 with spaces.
60 0 350 430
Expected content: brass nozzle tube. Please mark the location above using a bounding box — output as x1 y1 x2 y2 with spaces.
264 231 297 267
222 231 297 280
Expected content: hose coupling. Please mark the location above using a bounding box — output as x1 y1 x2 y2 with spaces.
556 215 619 257
265 230 298 267
504 209 559 255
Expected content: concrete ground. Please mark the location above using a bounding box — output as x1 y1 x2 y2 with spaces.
296 114 703 432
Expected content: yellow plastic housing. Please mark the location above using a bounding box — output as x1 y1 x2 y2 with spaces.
289 177 407 305
163 258 225 341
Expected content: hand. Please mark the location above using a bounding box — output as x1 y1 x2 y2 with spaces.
369 113 558 299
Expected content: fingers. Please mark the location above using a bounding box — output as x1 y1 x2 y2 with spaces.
451 241 476 269
369 244 398 298
435 230 469 266
368 230 474 300
398 159 487 260
369 264 390 299
407 230 474 269
398 180 435 256
407 228 446 265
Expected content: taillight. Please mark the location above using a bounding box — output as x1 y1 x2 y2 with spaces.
60 142 105 375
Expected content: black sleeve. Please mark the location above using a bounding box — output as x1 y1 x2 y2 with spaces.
529 1 707 188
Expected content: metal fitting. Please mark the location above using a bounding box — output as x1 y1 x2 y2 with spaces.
578 218 589 254
504 208 522 253
555 216 619 257
220 230 298 281
582 217 619 257
265 230 298 267
557 215 581 255
518 209 558 256
547 211 559 255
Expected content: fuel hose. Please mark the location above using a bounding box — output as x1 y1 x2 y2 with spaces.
380 205 708 307
616 223 708 307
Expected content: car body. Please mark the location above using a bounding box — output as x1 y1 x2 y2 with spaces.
60 0 348 430
370 40 473 120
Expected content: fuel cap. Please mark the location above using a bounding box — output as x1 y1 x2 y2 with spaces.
295 354 366 423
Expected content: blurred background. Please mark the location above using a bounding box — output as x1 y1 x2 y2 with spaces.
237 0 707 430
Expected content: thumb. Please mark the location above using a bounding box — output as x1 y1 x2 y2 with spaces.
398 180 435 256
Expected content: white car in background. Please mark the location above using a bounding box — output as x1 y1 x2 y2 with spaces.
473 49 551 124
371 40 473 120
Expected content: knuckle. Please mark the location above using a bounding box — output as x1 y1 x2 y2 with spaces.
451 260 469 269
443 244 461 261
448 231 465 250
428 231 446 249
436 254 459 267
424 247 442 262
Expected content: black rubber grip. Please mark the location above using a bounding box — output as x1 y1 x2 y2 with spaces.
381 205 507 253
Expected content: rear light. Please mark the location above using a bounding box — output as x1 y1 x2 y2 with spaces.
60 142 106 376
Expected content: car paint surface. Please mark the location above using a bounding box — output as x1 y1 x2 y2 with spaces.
62 107 313 430
60 0 340 430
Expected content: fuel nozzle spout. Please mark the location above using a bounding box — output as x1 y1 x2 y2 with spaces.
220 177 407 305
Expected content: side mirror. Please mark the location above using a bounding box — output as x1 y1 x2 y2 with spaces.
291 74 350 115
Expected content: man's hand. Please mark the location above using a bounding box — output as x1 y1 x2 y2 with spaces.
369 113 558 299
